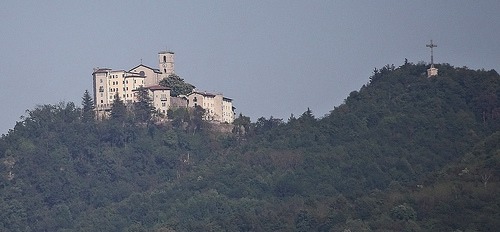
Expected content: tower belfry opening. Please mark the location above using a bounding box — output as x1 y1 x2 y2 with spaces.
158 50 175 79
426 40 438 77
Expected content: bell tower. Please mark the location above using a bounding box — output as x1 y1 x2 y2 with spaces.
158 51 175 79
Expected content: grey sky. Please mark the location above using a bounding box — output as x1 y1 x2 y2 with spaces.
1 1 499 134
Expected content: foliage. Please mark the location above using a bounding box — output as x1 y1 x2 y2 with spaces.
132 87 155 123
390 204 417 221
110 92 127 122
159 74 195 97
167 106 206 133
0 62 498 231
81 90 95 123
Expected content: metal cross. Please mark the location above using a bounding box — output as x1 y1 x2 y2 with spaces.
426 40 437 66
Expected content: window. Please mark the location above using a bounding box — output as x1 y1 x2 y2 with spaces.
193 97 197 102
162 103 166 107
100 79 103 83
163 56 166 62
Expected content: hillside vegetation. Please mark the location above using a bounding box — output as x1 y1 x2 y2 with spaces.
0 62 499 231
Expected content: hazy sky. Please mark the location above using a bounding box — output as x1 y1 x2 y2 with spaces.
1 1 499 134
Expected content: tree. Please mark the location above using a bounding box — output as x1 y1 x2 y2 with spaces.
81 90 95 123
298 108 315 124
390 204 417 221
190 105 206 133
110 92 127 122
133 87 155 123
232 113 252 136
255 116 283 134
295 210 316 232
159 74 195 97
167 107 190 129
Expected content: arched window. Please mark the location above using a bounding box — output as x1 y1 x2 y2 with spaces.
163 56 166 62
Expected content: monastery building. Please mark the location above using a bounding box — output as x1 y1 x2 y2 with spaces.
92 51 235 123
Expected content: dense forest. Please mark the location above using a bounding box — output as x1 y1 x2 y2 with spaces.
0 62 499 231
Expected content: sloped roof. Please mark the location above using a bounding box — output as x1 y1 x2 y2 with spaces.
124 74 145 78
92 68 111 75
129 64 162 74
188 90 217 97
147 85 170 91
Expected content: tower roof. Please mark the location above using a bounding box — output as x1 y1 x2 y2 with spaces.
158 50 174 54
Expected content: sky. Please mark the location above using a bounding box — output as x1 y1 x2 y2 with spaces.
1 1 500 134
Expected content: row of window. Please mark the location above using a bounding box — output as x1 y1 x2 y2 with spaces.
109 80 143 85
96 102 169 109
108 94 130 99
108 74 125 78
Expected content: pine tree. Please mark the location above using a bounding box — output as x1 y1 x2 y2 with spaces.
81 90 95 123
110 92 127 121
133 87 155 122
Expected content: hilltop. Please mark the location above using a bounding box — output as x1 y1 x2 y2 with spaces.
0 62 498 231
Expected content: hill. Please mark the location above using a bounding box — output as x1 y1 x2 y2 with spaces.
0 62 498 231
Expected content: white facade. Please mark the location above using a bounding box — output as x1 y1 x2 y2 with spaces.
222 97 235 123
427 66 438 77
129 64 162 87
146 85 171 115
93 68 146 117
187 90 235 123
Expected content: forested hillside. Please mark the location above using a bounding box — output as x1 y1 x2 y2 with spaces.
0 62 498 231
